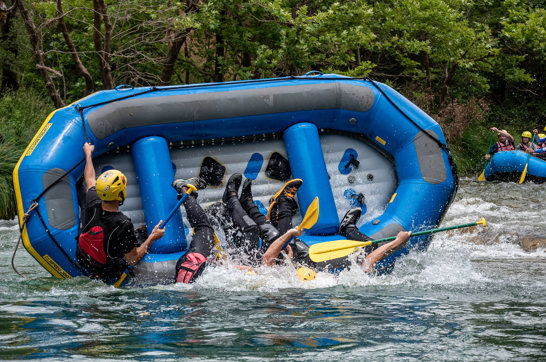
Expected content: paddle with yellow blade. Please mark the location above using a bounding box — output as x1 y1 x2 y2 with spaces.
478 133 494 181
294 197 319 281
298 196 319 231
309 218 487 263
518 137 534 184
285 196 318 254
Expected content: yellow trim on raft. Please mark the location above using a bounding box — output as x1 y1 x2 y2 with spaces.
25 123 52 156
43 255 71 279
375 136 386 146
12 108 69 279
389 193 397 203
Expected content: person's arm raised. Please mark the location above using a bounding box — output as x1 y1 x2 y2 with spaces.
262 227 302 266
362 231 411 273
83 143 96 190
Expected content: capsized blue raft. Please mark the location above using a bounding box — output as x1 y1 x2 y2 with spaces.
13 73 458 284
485 151 546 183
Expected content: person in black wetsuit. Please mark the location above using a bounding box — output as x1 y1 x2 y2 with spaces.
219 173 304 266
172 174 304 283
77 143 165 284
217 173 412 274
337 208 412 273
171 177 218 283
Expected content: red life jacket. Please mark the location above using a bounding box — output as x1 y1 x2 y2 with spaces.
77 219 108 277
496 141 515 152
175 252 207 284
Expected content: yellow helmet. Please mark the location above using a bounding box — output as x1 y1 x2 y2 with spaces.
544 126 546 131
96 170 127 202
497 129 508 136
521 131 532 138
297 267 317 281
539 133 546 139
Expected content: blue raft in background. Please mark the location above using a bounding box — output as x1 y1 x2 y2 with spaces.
485 151 546 183
13 73 458 284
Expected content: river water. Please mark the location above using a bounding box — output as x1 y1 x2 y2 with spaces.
1 178 544 360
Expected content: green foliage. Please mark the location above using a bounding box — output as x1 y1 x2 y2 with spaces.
0 89 54 219
0 88 54 147
0 142 23 219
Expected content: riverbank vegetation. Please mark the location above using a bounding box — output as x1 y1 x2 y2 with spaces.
0 0 544 219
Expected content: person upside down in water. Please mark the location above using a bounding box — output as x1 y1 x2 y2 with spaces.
172 173 412 283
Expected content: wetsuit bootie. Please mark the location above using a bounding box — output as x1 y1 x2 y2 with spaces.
339 207 362 236
267 179 302 224
172 177 207 198
275 195 299 233
239 178 255 212
222 173 242 204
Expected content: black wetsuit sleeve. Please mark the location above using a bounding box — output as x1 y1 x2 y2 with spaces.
85 186 101 206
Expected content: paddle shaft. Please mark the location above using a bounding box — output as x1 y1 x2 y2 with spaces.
479 132 495 181
309 219 486 262
163 185 197 227
484 132 494 167
368 220 484 245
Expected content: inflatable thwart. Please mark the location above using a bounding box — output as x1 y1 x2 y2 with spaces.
484 150 546 183
13 73 458 285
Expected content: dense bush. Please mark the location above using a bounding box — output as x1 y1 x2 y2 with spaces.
0 89 54 219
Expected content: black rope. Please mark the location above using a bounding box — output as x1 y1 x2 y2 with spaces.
77 106 90 144
33 207 86 276
34 158 85 205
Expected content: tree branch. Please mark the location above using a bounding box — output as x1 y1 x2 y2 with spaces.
14 0 64 107
56 0 94 95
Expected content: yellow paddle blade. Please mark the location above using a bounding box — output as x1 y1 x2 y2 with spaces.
518 164 528 184
298 197 319 231
478 169 486 182
309 239 372 263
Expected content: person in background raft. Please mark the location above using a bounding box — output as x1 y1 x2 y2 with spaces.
532 128 546 159
77 143 165 284
517 131 538 153
532 127 546 145
484 127 515 161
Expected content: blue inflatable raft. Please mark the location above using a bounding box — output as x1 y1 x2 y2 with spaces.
484 150 546 183
13 73 458 284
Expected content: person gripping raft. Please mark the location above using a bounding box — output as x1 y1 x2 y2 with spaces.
77 143 165 284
